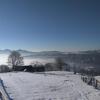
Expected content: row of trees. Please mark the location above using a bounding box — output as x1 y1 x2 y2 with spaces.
8 51 69 69
0 50 70 72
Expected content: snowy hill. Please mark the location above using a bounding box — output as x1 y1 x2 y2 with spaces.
0 71 100 100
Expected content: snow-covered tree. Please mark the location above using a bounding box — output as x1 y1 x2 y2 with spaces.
8 51 24 70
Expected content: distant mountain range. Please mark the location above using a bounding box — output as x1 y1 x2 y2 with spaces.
0 49 100 67
0 49 100 57
0 49 66 58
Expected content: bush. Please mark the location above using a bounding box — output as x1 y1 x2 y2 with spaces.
0 65 10 73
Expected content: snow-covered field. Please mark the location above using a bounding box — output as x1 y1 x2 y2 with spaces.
0 71 100 100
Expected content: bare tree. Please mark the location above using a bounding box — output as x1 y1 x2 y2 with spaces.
8 51 24 70
55 57 65 70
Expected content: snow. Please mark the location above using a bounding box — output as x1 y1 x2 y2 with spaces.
95 76 100 81
0 54 8 65
0 71 100 100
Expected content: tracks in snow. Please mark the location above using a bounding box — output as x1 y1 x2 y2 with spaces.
0 78 11 100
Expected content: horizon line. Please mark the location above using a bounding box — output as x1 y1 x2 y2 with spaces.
0 48 100 53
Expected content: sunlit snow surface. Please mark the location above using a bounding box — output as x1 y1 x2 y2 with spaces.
0 71 100 100
0 54 9 65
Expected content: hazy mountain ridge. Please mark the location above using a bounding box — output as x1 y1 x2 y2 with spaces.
0 49 100 67
0 49 100 57
0 49 66 57
0 49 100 62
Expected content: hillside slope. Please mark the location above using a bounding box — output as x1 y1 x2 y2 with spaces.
0 71 100 100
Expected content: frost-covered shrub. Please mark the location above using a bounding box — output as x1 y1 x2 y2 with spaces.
0 65 10 73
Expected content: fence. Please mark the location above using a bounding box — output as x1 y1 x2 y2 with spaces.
0 79 12 100
81 75 100 90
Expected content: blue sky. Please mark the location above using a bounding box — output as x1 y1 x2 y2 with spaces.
0 0 100 52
